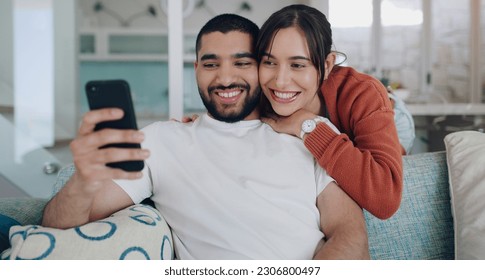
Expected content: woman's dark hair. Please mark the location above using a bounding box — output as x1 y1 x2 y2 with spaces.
256 4 332 87
195 14 259 60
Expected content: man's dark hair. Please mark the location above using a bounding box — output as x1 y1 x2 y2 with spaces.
195 14 259 59
256 4 333 87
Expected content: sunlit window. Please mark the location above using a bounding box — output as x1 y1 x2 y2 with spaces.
381 0 423 26
329 0 373 28
329 0 422 28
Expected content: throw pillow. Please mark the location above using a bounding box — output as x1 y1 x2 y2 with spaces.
1 204 174 260
444 130 485 260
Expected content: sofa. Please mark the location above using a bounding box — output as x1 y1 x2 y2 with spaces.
1 149 456 260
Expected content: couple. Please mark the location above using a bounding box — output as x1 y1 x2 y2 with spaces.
42 4 403 259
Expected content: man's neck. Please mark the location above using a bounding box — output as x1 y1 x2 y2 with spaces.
242 109 260 121
207 109 260 123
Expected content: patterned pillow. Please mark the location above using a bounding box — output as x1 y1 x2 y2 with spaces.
1 204 174 260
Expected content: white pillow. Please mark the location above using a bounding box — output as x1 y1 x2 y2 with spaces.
444 131 485 260
1 204 174 260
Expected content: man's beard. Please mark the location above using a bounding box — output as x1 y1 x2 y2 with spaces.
198 83 261 123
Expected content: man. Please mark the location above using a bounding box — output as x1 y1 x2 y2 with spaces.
42 14 369 260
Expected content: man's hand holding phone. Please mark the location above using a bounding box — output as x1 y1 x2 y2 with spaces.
70 108 150 187
41 107 148 228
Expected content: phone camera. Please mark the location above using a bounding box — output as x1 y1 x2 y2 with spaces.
91 86 97 92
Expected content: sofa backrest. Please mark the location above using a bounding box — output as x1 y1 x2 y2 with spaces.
365 151 454 259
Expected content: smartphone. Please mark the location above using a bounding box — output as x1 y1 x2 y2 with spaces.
85 79 145 172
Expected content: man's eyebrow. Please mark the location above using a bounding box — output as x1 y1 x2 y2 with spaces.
200 54 218 61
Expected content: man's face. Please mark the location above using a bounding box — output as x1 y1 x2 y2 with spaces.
195 31 260 122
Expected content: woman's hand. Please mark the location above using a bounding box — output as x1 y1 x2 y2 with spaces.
171 114 200 123
261 109 318 138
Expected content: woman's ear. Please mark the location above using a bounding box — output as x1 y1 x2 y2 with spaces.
324 52 337 80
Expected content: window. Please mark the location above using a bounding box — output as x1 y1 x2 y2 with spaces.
432 0 471 102
381 0 423 95
329 0 372 28
329 0 372 70
381 0 423 27
328 0 483 103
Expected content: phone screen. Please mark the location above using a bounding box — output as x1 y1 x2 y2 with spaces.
85 79 145 172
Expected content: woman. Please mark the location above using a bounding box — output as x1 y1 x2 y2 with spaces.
256 4 403 219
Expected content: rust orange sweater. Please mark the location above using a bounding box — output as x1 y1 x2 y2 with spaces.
305 66 403 219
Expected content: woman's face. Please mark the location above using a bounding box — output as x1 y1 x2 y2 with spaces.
259 27 321 117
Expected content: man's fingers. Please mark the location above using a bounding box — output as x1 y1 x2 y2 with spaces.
73 147 149 182
78 108 124 136
70 129 144 156
93 147 150 165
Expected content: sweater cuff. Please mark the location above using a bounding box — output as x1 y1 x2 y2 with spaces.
304 122 338 159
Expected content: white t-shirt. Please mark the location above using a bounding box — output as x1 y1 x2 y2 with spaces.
115 114 334 259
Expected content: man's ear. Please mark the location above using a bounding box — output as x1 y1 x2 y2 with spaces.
324 52 336 80
194 61 198 70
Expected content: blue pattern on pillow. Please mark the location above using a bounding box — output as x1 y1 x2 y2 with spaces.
130 205 162 221
161 235 173 260
130 215 157 226
10 227 56 260
120 246 150 260
74 221 117 241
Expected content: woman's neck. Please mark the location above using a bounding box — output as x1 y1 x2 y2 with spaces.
306 90 326 116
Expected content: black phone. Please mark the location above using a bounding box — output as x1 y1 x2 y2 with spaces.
85 79 145 172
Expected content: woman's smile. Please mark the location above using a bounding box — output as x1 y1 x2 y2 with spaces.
270 89 300 103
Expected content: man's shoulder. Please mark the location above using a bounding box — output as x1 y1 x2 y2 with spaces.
140 120 194 145
142 119 192 132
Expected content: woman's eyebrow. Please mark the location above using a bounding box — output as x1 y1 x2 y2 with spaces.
262 52 274 59
289 55 311 61
233 52 256 59
261 52 310 61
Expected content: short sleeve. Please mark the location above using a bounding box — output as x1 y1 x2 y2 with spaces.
113 164 153 204
314 160 335 196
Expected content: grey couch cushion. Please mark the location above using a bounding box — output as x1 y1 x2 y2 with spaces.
365 151 454 259
0 198 48 225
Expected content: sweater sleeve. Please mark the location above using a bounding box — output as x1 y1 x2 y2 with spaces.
304 106 403 220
